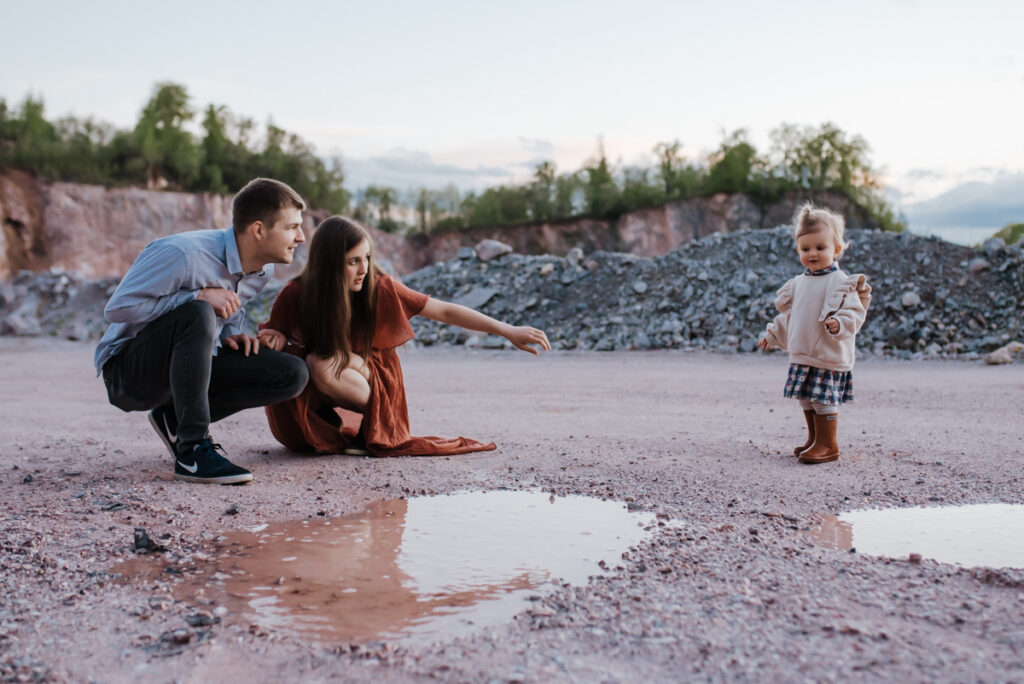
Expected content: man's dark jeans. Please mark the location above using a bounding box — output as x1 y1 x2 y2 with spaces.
102 300 308 445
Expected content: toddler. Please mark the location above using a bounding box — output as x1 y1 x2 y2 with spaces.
758 203 871 464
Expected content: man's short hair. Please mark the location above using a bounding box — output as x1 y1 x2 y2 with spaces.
232 178 306 234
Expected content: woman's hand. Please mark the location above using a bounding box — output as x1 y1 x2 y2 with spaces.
504 326 551 355
257 328 287 352
824 318 840 334
757 337 771 352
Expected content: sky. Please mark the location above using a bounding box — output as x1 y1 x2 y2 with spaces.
2 0 1023 239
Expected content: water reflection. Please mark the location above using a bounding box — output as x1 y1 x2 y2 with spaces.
135 491 655 643
809 503 1024 569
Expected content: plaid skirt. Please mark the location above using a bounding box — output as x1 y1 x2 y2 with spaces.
783 364 853 405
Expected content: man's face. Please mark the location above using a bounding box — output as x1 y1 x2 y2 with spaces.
261 207 305 264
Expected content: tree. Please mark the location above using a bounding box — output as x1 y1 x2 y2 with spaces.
581 139 620 217
620 166 664 211
769 122 875 193
704 129 761 195
199 105 230 193
133 82 199 188
527 161 557 221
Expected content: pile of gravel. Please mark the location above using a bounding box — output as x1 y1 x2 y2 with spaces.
0 271 118 340
2 228 1021 360
401 228 1023 359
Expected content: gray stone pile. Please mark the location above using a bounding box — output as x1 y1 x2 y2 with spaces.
402 228 1024 359
0 271 118 340
2 228 1021 360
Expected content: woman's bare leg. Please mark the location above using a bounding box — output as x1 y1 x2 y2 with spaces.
307 353 370 412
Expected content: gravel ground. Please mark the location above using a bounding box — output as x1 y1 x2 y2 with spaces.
1 338 1023 683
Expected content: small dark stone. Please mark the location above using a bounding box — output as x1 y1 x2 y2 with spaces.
133 527 166 554
185 613 220 627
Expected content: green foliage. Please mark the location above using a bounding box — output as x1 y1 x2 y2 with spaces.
0 84 349 213
994 222 1024 245
0 90 900 234
133 82 200 188
704 129 762 195
581 145 621 217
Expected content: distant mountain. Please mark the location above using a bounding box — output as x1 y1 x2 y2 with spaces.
902 172 1024 228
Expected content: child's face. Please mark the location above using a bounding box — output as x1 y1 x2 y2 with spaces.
796 229 841 271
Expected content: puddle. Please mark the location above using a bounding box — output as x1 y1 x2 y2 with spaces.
121 491 658 643
810 503 1024 568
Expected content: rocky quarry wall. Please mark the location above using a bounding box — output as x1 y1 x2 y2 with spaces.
2 170 1020 361
1 169 868 279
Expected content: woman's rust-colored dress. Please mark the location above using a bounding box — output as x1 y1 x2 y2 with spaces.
261 274 496 457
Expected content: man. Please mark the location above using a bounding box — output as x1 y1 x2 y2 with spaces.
94 178 310 484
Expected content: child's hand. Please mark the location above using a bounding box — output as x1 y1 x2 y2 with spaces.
757 337 771 351
824 318 840 334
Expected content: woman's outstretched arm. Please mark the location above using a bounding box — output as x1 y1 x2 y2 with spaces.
419 298 551 355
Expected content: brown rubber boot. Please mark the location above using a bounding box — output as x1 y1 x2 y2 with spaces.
799 413 840 464
794 409 815 456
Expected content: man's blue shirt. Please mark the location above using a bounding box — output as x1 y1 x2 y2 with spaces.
94 228 273 374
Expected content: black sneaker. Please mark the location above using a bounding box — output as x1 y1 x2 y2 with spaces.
343 432 372 456
174 439 253 485
148 405 179 458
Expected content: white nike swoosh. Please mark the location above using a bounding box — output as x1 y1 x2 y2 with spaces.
177 460 198 474
163 415 178 442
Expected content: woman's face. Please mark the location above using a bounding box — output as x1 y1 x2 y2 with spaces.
345 239 371 292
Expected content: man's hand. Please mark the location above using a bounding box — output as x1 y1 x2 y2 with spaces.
197 288 241 318
223 333 259 356
257 328 286 352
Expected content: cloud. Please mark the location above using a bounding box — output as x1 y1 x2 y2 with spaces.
517 137 556 157
902 172 1024 228
341 149 521 191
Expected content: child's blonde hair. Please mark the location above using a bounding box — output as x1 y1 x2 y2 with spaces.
793 202 849 253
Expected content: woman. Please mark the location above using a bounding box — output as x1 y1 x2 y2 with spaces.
257 216 550 456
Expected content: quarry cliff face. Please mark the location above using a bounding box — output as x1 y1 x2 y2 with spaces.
0 169 867 279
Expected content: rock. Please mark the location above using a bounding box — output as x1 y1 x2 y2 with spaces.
968 257 990 274
565 247 584 267
133 527 167 554
224 504 242 516
632 281 648 294
632 332 651 349
982 237 1006 257
474 239 513 262
983 341 1024 365
185 612 220 627
539 263 555 277
457 246 475 260
452 287 498 310
901 291 921 308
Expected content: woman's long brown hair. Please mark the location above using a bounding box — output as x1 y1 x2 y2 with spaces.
299 216 380 376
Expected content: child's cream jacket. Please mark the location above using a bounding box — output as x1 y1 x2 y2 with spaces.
762 268 872 372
